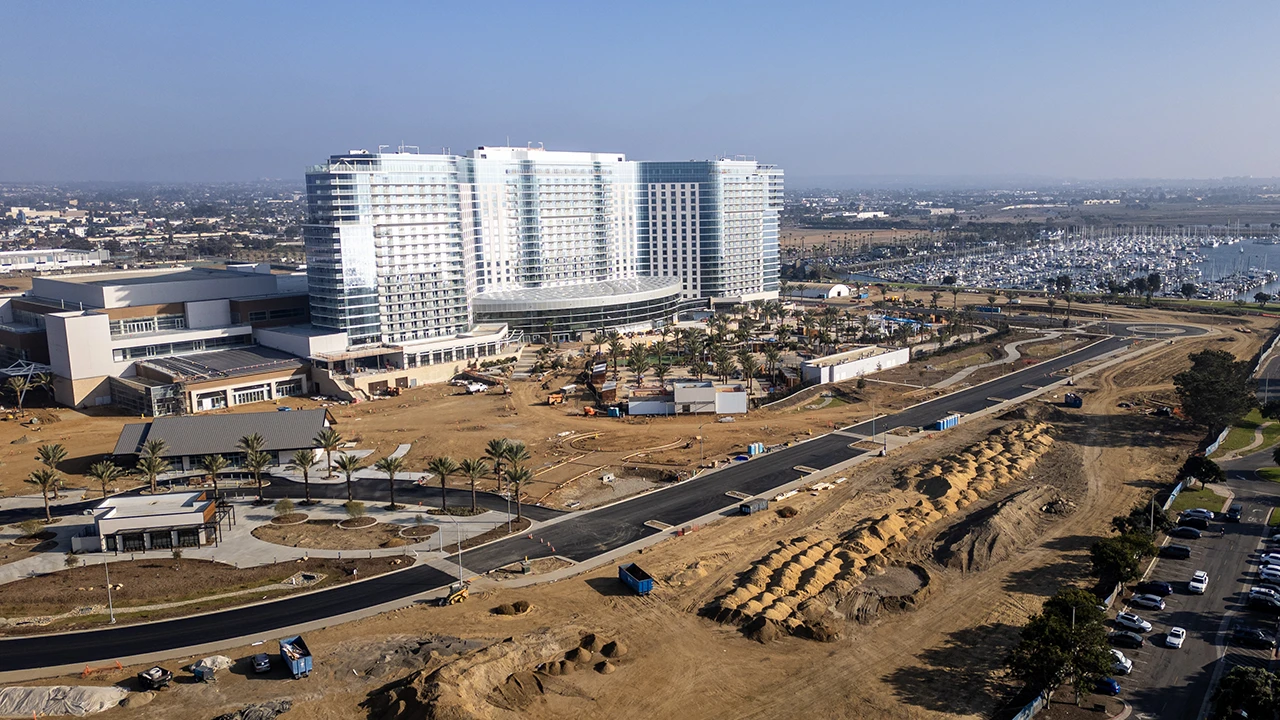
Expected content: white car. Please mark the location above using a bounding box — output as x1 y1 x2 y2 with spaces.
1252 587 1280 599
1260 553 1280 565
1262 567 1280 582
1111 648 1133 674
1189 571 1209 594
1166 627 1186 648
1116 612 1153 633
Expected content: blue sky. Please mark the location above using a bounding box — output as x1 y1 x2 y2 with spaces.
2 1 1277 184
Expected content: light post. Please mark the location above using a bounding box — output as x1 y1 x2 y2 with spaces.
104 555 116 625
445 515 464 585
698 422 710 468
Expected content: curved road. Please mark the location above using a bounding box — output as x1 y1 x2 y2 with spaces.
0 322 1203 673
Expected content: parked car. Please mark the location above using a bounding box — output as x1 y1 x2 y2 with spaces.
1111 649 1133 675
1170 526 1203 540
1231 627 1277 649
1095 677 1122 696
1116 612 1153 633
252 653 271 674
1162 544 1193 559
1131 593 1166 610
1252 586 1280 599
1260 567 1280 583
1108 630 1145 648
1189 571 1209 594
1178 516 1210 531
1256 582 1280 595
1263 534 1280 546
1137 581 1174 597
1260 553 1280 565
1183 508 1216 520
1247 594 1280 613
1226 504 1244 522
1166 627 1186 648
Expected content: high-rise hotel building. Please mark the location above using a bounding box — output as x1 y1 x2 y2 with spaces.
303 146 781 356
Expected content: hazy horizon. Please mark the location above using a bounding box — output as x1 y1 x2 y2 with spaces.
2 1 1277 184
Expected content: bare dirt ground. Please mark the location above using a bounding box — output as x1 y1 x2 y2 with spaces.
7 302 1277 720
251 518 437 550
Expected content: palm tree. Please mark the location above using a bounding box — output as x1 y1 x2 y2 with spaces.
36 443 67 498
289 449 318 505
484 438 511 482
458 458 489 512
690 359 711 380
26 468 59 523
198 454 229 499
141 437 168 460
374 455 407 510
606 334 625 380
135 453 170 494
763 346 781 381
626 345 650 386
334 453 364 503
243 450 272 501
313 428 343 479
6 376 30 415
238 433 265 455
653 362 672 385
427 455 458 511
503 466 533 522
86 460 122 499
738 352 761 396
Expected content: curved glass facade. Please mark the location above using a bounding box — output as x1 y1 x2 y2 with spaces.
472 278 687 340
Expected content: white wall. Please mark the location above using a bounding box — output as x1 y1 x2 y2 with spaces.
715 390 749 414
46 311 114 379
801 346 910 385
255 326 349 357
185 299 232 329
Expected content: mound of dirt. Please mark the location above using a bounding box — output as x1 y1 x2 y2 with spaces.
212 700 292 720
933 485 1071 572
365 626 586 720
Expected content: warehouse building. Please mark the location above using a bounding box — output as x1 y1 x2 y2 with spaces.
112 408 334 472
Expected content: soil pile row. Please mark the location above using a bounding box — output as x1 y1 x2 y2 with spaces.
706 421 1055 642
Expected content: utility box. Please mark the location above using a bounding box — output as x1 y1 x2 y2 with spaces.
740 498 770 515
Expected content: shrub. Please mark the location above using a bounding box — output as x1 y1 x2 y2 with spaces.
18 518 43 537
777 506 798 518
344 501 366 519
512 600 531 613
494 603 517 615
64 553 79 568
171 548 183 560
273 498 294 517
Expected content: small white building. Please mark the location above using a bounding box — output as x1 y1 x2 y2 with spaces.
796 283 852 300
629 381 750 415
801 345 910 385
73 491 227 553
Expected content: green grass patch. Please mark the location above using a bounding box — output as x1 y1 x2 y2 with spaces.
1270 508 1280 527
1209 408 1271 459
1258 467 1280 484
1169 486 1228 515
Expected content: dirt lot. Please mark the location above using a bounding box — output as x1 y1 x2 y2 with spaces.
252 518 438 550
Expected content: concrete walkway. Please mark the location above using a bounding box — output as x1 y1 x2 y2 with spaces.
1218 422 1275 461
0 497 520 585
932 332 1060 389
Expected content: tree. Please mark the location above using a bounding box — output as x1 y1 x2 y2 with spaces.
238 433 265 455
1090 532 1155 582
427 455 458 511
484 438 511 484
374 455 407 510
739 353 761 396
458 458 489 512
274 498 295 517
1111 501 1173 536
5 376 30 415
607 334 625 379
198 454 229 499
1174 349 1257 432
1146 272 1162 302
1006 587 1112 699
87 460 123 499
35 443 68 499
141 438 168 461
1213 666 1280 719
1179 455 1226 489
313 428 343 479
503 466 533 522
288 449 317 505
26 468 59 523
626 344 650 385
1180 283 1197 301
243 450 272 501
135 454 170 494
334 453 364 503
1257 292 1273 308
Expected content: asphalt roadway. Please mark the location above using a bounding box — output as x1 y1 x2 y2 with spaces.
1120 450 1280 720
0 321 1202 673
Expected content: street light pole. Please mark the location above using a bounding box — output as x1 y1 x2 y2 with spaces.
447 515 463 584
698 422 709 468
104 556 115 625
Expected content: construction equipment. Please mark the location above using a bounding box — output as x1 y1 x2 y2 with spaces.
438 580 470 606
584 406 598 416
547 393 564 405
137 666 174 690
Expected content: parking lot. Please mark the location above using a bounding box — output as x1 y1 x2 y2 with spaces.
1109 460 1280 720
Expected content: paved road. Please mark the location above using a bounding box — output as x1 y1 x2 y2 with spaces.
1121 450 1280 720
0 322 1200 672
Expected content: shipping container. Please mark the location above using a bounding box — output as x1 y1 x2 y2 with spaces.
740 498 770 515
